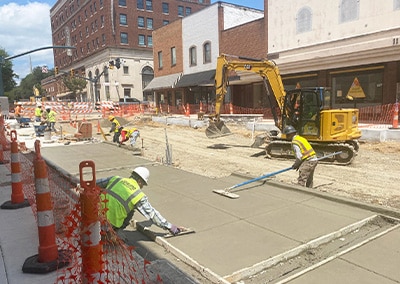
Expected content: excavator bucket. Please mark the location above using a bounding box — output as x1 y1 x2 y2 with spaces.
205 121 231 138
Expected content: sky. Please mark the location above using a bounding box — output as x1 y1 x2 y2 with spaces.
0 0 264 85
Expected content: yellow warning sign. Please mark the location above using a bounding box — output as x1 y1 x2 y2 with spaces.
346 77 366 100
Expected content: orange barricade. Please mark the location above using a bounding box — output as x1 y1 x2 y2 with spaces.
0 130 29 209
0 143 5 164
22 140 70 273
79 161 103 282
0 115 10 151
230 102 234 114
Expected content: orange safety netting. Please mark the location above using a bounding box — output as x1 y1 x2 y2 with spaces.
2 147 163 283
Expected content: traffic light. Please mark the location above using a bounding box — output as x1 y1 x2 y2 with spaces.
55 66 59 75
70 69 75 77
109 60 115 69
115 58 121 69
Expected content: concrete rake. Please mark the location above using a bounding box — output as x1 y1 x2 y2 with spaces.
213 151 342 199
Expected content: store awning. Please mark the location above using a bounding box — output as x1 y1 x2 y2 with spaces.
175 70 216 88
143 73 182 91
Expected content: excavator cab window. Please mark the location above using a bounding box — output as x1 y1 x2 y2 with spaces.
283 89 321 137
299 90 320 137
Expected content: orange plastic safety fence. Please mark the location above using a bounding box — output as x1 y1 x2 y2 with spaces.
3 148 163 283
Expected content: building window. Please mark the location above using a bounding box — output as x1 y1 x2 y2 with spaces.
148 35 153 47
296 7 312 33
120 14 127 25
123 88 131 97
178 6 184 16
146 0 153 11
186 7 192 15
203 42 211 63
163 20 169 26
189 46 197 66
119 0 126 7
395 0 400 10
101 15 105 27
138 34 145 46
339 0 359 23
158 51 163 69
138 16 144 28
121 32 128 44
137 0 144 9
123 66 129 75
147 18 153 29
142 66 154 90
331 68 383 105
102 34 106 45
171 47 176 66
162 2 169 14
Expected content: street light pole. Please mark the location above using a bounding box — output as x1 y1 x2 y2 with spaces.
0 45 75 97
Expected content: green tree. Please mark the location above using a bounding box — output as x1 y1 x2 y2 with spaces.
0 48 18 92
63 76 87 100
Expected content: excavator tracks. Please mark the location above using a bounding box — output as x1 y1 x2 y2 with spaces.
266 139 358 165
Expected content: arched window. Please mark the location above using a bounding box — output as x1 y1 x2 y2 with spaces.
296 7 312 33
189 46 197 66
141 66 154 90
339 0 359 23
203 41 211 63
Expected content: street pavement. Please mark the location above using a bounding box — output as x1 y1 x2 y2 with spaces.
1 117 400 284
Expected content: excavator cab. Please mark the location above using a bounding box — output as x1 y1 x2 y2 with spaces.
282 88 323 139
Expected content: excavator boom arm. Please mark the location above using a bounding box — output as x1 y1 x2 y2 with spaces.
214 54 286 117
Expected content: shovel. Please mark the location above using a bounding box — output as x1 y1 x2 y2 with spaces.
213 151 342 199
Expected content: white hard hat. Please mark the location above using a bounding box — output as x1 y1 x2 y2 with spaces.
46 106 51 110
131 167 150 185
37 103 42 107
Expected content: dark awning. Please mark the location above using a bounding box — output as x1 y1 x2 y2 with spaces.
175 70 216 88
143 73 182 91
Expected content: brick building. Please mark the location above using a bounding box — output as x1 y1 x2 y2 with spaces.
43 0 210 102
144 2 265 108
146 0 400 112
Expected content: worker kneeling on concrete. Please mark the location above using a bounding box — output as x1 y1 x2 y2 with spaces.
97 167 183 236
119 127 140 146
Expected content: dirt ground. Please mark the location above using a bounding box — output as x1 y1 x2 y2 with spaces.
88 116 400 210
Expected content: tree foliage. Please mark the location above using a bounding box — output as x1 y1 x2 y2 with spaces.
0 48 18 92
62 76 87 98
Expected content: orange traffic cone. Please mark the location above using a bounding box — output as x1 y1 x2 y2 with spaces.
22 140 70 273
1 130 29 209
390 103 399 129
97 119 101 134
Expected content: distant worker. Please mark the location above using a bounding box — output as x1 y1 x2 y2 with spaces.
108 115 122 143
119 127 140 147
14 102 23 118
97 167 184 235
34 103 43 122
45 106 57 132
283 125 318 188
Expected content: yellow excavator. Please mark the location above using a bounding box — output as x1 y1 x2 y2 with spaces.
206 54 362 165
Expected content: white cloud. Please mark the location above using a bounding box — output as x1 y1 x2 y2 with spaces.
0 2 53 84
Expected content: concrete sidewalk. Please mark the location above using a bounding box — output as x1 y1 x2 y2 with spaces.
1 142 397 283
1 118 400 283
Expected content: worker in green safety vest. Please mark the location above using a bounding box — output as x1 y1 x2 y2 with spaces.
45 106 57 132
97 166 183 235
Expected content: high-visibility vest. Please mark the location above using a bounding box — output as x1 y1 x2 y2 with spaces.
101 176 146 228
35 107 42 117
112 118 121 132
292 135 316 160
47 110 56 122
124 128 138 137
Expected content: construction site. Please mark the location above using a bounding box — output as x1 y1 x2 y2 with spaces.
1 105 400 283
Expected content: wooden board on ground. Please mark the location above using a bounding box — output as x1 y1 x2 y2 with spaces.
212 189 240 199
163 228 195 238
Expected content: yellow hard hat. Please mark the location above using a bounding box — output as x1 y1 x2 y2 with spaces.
108 115 115 121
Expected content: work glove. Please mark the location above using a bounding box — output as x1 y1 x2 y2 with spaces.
169 224 181 235
292 159 303 171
